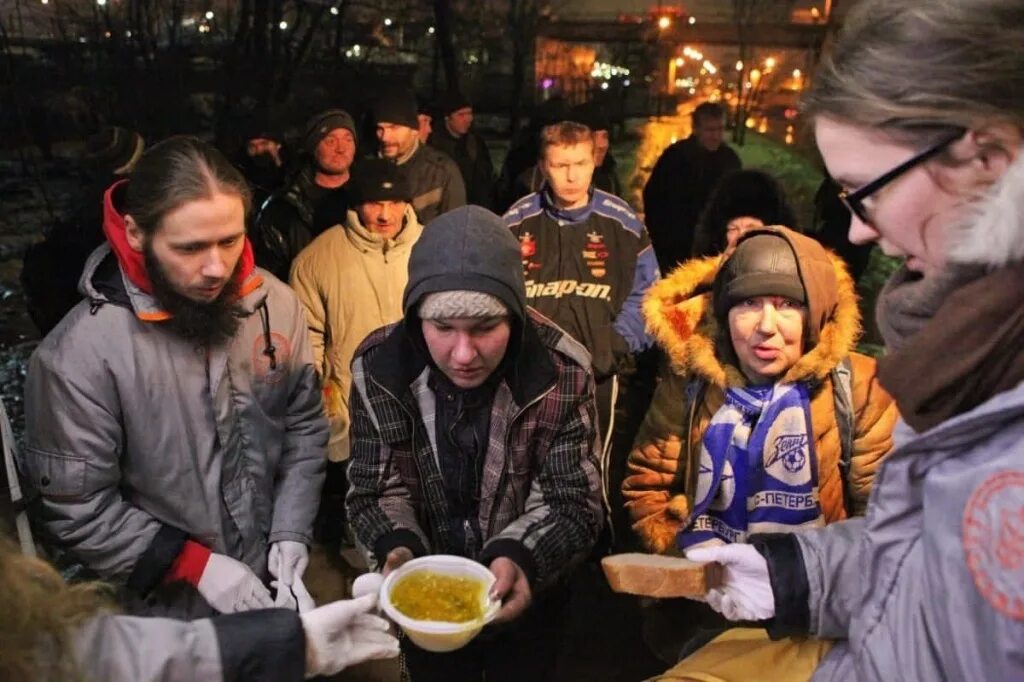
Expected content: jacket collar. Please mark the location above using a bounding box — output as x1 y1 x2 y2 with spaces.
644 250 861 388
80 244 267 321
343 206 422 254
541 185 596 224
367 317 557 409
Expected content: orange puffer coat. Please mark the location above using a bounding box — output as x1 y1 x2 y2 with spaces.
624 229 897 554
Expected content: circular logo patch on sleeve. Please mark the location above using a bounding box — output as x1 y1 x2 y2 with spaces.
963 470 1024 620
252 332 291 384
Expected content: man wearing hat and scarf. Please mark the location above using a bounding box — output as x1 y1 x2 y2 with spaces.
346 205 603 681
290 159 423 546
374 89 465 224
429 91 496 209
252 108 358 280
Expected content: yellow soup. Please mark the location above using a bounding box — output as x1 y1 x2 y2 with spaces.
390 570 486 623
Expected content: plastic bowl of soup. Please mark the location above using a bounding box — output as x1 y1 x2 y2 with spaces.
379 555 501 652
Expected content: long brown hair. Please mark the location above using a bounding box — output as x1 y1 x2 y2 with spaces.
803 0 1024 147
124 135 252 236
0 533 114 681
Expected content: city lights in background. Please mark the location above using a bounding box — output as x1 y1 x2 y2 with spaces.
591 61 630 80
205 11 214 19
688 17 696 25
657 16 671 30
330 6 340 15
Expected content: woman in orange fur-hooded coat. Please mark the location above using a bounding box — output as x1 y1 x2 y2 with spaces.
623 226 897 554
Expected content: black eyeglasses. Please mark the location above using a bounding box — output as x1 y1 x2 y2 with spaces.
838 129 965 224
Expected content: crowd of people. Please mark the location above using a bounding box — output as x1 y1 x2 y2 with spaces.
2 0 1023 679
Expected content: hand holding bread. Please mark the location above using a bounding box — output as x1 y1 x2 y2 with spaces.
601 553 722 599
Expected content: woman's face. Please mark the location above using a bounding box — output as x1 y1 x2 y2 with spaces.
728 296 807 384
815 116 970 276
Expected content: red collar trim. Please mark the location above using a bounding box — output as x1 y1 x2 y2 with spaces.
102 180 257 303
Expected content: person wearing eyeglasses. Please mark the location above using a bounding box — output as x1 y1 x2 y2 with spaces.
673 2 1024 681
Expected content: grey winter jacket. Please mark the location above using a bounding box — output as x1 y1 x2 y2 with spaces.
759 382 1024 681
392 141 466 224
73 608 305 681
755 144 1024 682
18 245 327 617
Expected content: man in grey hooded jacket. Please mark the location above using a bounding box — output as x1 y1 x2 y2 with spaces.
17 137 327 619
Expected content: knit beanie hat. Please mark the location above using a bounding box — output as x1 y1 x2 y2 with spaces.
436 90 472 117
713 231 806 320
353 158 412 203
302 109 357 153
404 206 526 323
419 290 509 320
82 126 145 176
373 89 419 130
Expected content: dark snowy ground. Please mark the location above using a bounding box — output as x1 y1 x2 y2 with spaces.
0 152 83 444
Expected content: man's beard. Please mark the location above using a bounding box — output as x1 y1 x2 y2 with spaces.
144 244 244 348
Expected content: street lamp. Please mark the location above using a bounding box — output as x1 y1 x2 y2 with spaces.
97 0 107 5
384 17 393 27
205 11 214 20
657 16 671 30
688 17 696 25
279 20 288 30
764 57 776 71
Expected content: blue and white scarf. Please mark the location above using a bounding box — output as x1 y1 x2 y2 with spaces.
677 382 824 550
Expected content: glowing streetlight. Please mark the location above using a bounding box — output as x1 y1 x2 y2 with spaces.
674 57 684 67
735 60 743 71
749 68 762 83
97 0 107 5
688 16 696 25
428 26 435 34
792 68 802 78
205 11 214 19
330 6 339 15
384 17 393 26
765 57 777 70
657 16 671 30
279 20 288 30
41 0 49 5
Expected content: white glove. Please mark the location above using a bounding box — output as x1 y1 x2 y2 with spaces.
300 593 400 678
686 544 775 622
196 553 274 614
268 541 309 586
351 572 384 600
272 575 317 613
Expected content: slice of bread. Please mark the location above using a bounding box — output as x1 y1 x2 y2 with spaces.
601 553 722 598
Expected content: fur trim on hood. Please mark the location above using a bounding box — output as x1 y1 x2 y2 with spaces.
644 231 861 388
947 148 1024 268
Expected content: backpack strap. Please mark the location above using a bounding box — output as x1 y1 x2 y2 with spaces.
683 378 708 510
831 357 857 517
